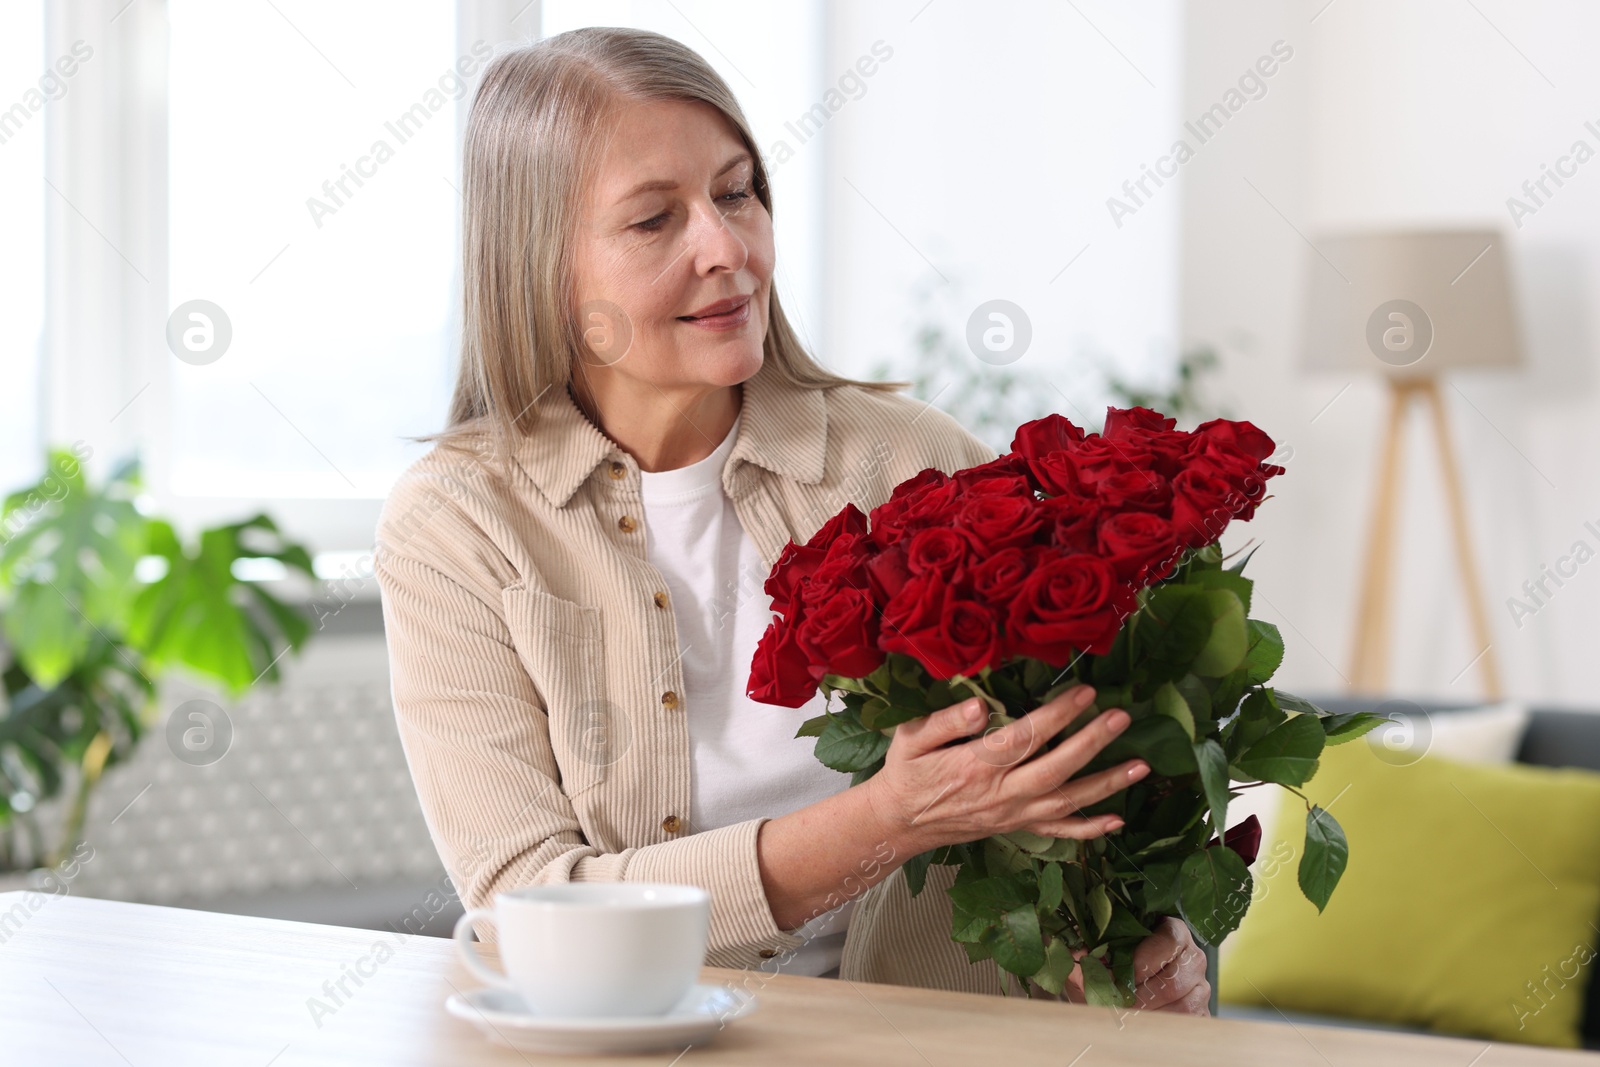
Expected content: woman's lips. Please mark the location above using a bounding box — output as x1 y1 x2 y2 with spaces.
677 297 751 331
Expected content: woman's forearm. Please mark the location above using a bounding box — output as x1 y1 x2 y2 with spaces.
754 778 934 932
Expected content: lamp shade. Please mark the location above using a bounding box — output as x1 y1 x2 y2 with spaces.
1299 229 1523 377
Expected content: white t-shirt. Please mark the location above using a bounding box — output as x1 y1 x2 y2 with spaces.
637 411 856 977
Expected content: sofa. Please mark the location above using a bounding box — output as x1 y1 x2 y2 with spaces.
1207 694 1600 1050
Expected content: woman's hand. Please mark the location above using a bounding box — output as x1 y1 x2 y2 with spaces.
1059 917 1211 1014
1130 917 1211 1014
862 684 1150 855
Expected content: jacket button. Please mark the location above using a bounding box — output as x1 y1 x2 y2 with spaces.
653 591 668 609
758 949 779 959
608 460 626 479
660 690 679 709
661 815 682 833
617 514 636 532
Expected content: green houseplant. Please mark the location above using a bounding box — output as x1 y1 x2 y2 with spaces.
0 445 317 872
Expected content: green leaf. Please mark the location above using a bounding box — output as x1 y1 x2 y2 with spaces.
1134 585 1215 676
901 849 934 897
1323 711 1386 746
1225 544 1260 575
1192 567 1253 616
1097 714 1198 776
1077 953 1122 1008
1087 883 1113 939
1299 805 1349 912
1031 936 1075 996
983 834 1035 877
1273 690 1329 716
1178 845 1253 945
1193 738 1231 836
794 712 831 738
1242 620 1284 684
858 695 926 731
1002 828 1078 862
1141 858 1184 912
1234 713 1325 786
813 713 890 773
1153 682 1195 740
986 904 1046 977
1037 861 1064 912
1223 688 1285 761
1192 590 1249 677
1103 904 1153 942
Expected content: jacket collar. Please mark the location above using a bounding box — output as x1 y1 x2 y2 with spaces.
515 358 829 509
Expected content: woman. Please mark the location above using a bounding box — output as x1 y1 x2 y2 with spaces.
375 26 1209 1013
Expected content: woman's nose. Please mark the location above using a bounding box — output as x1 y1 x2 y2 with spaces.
684 198 749 274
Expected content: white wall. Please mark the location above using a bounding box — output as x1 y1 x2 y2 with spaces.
1183 0 1600 706
822 0 1183 394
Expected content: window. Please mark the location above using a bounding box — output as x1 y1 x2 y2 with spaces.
0 2 45 495
165 0 464 501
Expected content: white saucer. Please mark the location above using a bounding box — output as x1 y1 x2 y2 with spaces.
445 982 758 1055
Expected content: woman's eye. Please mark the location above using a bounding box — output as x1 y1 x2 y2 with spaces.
635 212 669 232
720 188 752 205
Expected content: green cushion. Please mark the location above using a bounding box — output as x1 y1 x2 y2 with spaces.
1218 737 1600 1048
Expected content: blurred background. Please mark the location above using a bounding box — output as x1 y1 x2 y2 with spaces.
4 0 1600 1049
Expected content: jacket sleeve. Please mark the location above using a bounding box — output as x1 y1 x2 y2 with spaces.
374 537 806 967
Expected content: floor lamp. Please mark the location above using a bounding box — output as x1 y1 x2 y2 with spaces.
1300 230 1523 699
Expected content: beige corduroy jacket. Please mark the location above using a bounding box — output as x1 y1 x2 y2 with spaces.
374 356 1028 994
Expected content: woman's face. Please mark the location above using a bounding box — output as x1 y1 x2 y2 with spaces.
570 97 772 399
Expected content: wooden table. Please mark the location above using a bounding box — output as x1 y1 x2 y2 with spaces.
1 892 1591 1065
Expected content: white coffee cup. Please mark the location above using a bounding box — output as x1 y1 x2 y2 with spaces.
453 883 710 1018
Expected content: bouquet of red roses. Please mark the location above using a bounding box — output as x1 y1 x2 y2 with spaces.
747 407 1382 1006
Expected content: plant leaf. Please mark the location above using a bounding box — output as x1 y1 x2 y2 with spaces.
1031 936 1075 996
1299 805 1349 912
901 849 934 897
814 713 889 773
1178 845 1252 945
1193 738 1231 836
1323 711 1386 746
1087 883 1113 939
1234 713 1325 786
1242 620 1284 684
1154 682 1195 740
1192 589 1249 677
1077 953 1121 1007
986 904 1046 977
1037 861 1064 912
794 712 831 738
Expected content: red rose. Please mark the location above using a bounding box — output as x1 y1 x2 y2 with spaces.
1007 554 1135 662
1038 492 1101 554
952 454 1035 497
747 618 819 707
1133 430 1193 478
865 539 912 602
1063 435 1152 487
763 539 825 619
1097 511 1181 583
880 574 1001 679
1191 419 1276 464
803 531 873 607
795 586 884 680
1010 415 1088 495
1103 406 1176 439
1170 466 1240 548
1093 469 1171 513
1011 413 1087 461
905 526 971 582
869 469 960 547
970 545 1034 605
765 504 869 617
955 493 1047 553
